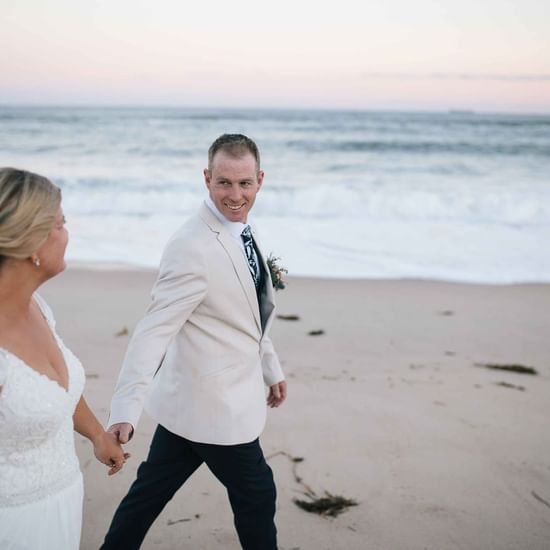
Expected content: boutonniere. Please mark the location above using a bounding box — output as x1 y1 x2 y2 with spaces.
266 254 288 291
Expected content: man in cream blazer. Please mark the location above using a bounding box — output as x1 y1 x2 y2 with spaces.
101 134 287 550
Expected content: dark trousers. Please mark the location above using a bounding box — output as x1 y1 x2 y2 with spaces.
101 425 278 550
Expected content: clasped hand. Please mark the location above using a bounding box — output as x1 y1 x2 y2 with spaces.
93 431 131 476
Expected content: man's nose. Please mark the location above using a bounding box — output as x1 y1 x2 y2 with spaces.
228 185 242 201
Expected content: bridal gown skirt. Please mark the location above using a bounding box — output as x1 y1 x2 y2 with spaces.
0 472 84 550
0 295 86 550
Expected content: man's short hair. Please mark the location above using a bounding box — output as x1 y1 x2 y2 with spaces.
208 134 261 172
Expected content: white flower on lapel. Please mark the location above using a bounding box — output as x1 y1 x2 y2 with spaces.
266 255 288 291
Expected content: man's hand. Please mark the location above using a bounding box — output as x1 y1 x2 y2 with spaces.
108 422 134 444
92 431 131 476
267 381 287 408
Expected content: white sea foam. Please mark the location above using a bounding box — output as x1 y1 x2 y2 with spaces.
2 107 549 283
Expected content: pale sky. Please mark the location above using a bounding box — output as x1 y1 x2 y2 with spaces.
1 0 549 112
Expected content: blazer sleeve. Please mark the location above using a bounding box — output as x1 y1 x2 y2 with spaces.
108 234 208 429
260 334 285 386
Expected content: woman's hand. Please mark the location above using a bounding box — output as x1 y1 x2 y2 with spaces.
92 431 131 476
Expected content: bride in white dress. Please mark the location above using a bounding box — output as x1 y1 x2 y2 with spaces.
0 168 129 549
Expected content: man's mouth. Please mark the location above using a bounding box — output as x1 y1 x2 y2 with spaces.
225 202 245 211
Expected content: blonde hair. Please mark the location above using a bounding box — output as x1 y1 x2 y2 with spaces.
0 168 61 265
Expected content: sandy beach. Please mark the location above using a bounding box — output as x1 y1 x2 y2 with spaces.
40 266 550 550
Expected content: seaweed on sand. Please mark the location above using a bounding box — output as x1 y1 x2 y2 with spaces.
495 381 525 391
276 314 301 321
294 492 358 517
266 451 358 518
476 363 537 375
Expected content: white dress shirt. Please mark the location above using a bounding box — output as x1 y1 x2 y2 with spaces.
205 197 259 267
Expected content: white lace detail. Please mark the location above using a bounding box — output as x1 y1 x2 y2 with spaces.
0 295 85 507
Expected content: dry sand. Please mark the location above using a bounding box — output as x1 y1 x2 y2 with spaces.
40 266 550 550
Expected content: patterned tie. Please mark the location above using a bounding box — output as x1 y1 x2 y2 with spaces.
241 225 260 289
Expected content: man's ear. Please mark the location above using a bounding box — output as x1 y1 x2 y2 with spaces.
203 168 211 188
257 170 265 189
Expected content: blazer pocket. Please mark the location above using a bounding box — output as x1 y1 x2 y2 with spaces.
200 363 241 380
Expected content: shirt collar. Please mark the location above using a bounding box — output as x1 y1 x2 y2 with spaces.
205 197 248 239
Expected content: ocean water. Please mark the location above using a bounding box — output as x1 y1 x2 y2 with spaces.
1 106 549 283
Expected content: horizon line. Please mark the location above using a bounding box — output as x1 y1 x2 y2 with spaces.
1 103 549 117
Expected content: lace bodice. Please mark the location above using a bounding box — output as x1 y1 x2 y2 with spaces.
0 295 85 507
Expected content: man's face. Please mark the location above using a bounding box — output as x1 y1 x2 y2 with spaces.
204 151 264 223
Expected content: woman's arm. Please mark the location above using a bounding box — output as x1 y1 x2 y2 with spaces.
73 396 130 476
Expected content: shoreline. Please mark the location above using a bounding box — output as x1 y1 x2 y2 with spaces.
65 260 550 287
39 266 550 550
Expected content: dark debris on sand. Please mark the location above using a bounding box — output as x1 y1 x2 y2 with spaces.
277 314 301 321
294 493 358 517
266 451 358 518
166 518 191 526
495 381 525 391
476 363 537 375
532 490 550 510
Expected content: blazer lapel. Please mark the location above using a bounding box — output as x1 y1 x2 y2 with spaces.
199 204 262 333
251 227 276 335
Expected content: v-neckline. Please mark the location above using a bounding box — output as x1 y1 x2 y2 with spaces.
0 298 70 394
0 346 70 394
